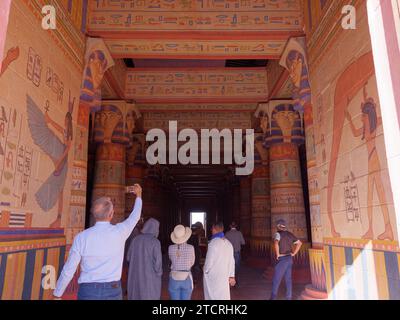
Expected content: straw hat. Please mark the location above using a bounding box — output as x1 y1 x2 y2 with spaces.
171 225 192 245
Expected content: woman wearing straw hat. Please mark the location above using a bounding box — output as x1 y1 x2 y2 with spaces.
168 225 195 300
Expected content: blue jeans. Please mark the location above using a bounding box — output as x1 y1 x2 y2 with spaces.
168 276 193 300
78 281 123 300
270 255 293 300
234 251 241 282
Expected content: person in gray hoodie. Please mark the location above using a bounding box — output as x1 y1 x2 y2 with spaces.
126 218 163 300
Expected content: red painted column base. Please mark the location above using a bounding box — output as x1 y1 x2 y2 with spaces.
299 284 328 300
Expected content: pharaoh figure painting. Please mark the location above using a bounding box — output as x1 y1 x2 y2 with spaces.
0 0 399 302
324 52 395 241
345 85 393 240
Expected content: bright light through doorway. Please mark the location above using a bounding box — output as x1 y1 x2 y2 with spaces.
190 212 206 230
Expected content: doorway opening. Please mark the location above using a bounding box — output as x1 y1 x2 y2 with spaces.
190 211 207 237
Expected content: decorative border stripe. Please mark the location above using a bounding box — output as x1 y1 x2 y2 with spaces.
21 250 36 300
0 254 7 298
384 251 400 300
39 248 48 300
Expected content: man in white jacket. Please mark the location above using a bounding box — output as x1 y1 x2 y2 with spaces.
203 222 235 300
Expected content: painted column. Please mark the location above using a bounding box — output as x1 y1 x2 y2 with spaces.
280 37 324 293
91 101 138 225
250 161 271 256
66 38 114 242
261 101 309 266
122 138 143 292
142 167 163 223
92 143 126 224
239 176 251 241
269 143 307 243
125 134 145 217
250 131 271 257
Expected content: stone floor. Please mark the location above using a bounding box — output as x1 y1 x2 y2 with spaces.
161 263 304 300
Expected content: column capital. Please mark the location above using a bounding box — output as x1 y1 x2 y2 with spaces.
79 38 115 113
279 37 309 112
93 101 141 145
254 100 305 148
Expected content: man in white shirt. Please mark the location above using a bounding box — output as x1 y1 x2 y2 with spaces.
53 184 142 300
203 221 236 300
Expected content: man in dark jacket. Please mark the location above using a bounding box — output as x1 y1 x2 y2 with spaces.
225 222 245 287
126 218 162 300
270 219 302 300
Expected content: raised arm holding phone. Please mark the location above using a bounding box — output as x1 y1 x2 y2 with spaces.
53 184 142 300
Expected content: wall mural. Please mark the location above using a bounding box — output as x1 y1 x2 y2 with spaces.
0 46 19 77
26 92 75 228
344 85 392 240
0 102 33 210
46 67 64 104
0 0 87 233
0 0 91 300
0 46 22 208
343 171 361 223
325 51 394 240
26 47 42 87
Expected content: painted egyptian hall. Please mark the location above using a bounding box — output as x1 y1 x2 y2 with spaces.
0 0 399 300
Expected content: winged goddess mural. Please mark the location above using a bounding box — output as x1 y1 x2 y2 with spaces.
26 92 75 227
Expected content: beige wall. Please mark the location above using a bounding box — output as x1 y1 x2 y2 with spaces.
307 1 400 299
0 0 85 229
310 4 396 241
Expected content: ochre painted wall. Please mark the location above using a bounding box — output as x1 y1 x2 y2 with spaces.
0 0 12 70
0 0 84 229
308 2 400 299
0 0 85 299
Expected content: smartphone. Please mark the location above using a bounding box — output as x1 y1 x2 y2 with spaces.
126 186 136 194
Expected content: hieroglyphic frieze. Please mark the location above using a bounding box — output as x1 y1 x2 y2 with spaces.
105 39 287 58
125 69 268 100
88 0 303 32
128 69 267 84
142 111 252 131
90 0 301 11
137 103 258 111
